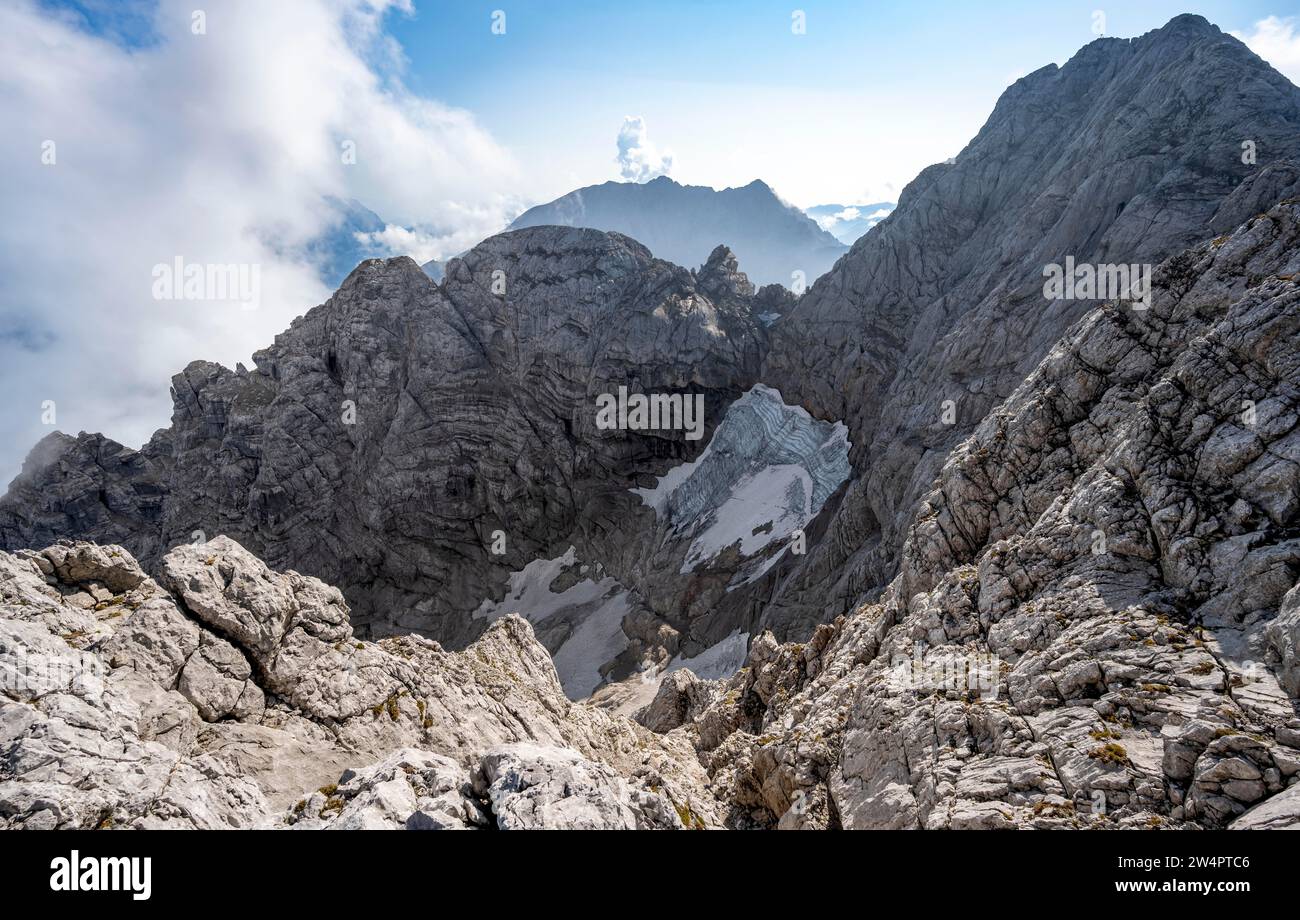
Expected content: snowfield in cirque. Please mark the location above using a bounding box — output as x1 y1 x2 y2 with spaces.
634 384 851 583
472 547 631 700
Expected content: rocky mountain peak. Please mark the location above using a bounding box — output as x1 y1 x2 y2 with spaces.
695 244 755 301
507 176 846 287
0 223 773 648
757 12 1300 637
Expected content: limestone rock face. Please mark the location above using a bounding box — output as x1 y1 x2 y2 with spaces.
679 199 1300 829
0 538 718 829
0 433 166 564
6 18 1300 698
1 14 1299 832
276 742 686 830
638 668 711 734
278 748 488 831
1267 583 1300 697
757 15 1300 639
1230 784 1300 830
506 382 853 696
477 743 684 830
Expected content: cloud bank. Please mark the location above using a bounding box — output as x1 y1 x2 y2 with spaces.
0 0 522 485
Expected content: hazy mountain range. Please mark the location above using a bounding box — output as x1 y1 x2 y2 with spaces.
321 180 875 292
508 176 850 287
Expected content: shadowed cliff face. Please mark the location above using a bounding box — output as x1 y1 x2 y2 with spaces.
3 15 1300 706
0 228 775 646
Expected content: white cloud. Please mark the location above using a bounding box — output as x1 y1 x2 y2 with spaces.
353 198 527 265
353 225 446 265
0 0 521 483
1232 16 1300 84
813 207 861 232
615 116 674 182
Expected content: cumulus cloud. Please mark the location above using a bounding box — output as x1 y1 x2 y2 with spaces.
1232 16 1300 84
616 116 674 182
352 225 446 266
813 207 859 232
353 198 529 265
0 0 521 483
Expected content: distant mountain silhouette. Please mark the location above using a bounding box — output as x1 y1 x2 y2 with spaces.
420 259 445 282
509 176 847 287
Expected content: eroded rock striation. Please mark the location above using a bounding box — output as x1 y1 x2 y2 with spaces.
8 18 1299 696
662 199 1300 829
0 14 1298 831
1 229 771 652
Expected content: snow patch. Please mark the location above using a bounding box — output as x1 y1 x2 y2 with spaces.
473 547 631 700
472 547 606 623
668 632 749 681
632 447 709 513
633 384 851 580
550 592 633 700
680 464 812 573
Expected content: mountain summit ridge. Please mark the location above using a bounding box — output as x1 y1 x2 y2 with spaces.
508 175 848 287
756 11 1300 638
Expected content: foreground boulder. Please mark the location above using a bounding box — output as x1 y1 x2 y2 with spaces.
276 742 688 831
277 748 487 830
477 743 685 830
0 537 717 829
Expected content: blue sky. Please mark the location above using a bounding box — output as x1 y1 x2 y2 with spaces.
382 0 1299 204
4 0 1300 485
44 0 1300 206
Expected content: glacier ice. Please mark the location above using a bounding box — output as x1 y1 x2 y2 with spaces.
634 384 851 580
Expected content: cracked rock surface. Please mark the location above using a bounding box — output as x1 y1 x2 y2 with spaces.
0 229 770 654
7 20 1300 697
660 199 1300 829
0 537 717 829
756 15 1300 642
